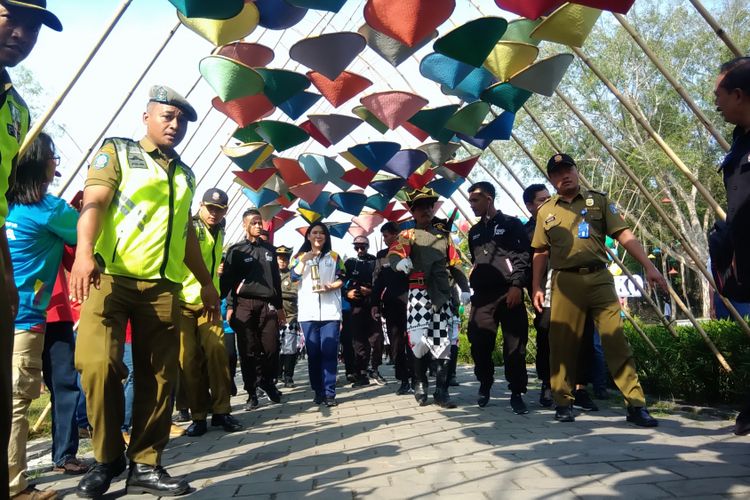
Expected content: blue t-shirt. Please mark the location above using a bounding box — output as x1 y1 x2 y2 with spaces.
7 194 78 332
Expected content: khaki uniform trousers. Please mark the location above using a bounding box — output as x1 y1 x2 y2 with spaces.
75 274 180 466
549 268 646 407
0 251 12 499
8 330 44 496
178 303 231 420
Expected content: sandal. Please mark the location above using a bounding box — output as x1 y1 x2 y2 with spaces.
53 457 90 475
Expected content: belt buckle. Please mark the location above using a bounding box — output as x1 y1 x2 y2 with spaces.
416 278 424 286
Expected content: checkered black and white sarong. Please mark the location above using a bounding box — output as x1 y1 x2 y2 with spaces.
279 323 300 355
407 288 452 359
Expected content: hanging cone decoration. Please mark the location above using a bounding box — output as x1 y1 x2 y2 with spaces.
289 32 366 80
235 121 310 152
255 0 307 29
351 105 389 134
170 0 244 20
352 213 385 234
365 193 390 212
444 155 479 178
222 142 274 172
480 82 532 113
342 167 377 188
242 187 278 207
484 41 539 82
255 68 311 106
457 111 515 149
418 142 461 166
212 94 274 128
233 167 277 191
277 91 321 120
407 104 460 138
433 16 508 68
348 223 369 239
299 190 335 217
298 154 346 185
258 203 283 222
299 120 332 148
406 166 436 190
493 0 563 20
213 42 275 68
508 53 574 97
440 66 497 102
273 157 310 187
271 208 296 229
381 149 429 179
286 0 347 12
345 141 401 172
360 91 428 130
327 222 352 239
501 18 542 45
363 0 455 47
444 102 490 136
370 175 406 199
177 1 259 46
573 0 635 14
297 207 323 224
308 71 373 108
308 114 363 145
401 121 430 142
199 55 264 102
428 176 465 198
420 52 475 90
530 3 602 48
330 192 368 216
358 23 437 67
289 181 326 204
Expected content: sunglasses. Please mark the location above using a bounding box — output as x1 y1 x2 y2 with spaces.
353 244 368 250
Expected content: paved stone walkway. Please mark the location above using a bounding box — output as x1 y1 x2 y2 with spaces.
33 364 750 499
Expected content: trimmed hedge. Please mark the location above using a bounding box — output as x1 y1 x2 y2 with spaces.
456 314 750 405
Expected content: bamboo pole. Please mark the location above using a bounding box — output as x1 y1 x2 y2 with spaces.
461 145 529 217
21 0 135 158
32 402 52 433
555 88 750 337
57 21 183 197
613 13 730 151
621 307 659 354
571 46 726 220
688 0 743 57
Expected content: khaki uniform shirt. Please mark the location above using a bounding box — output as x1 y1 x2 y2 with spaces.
531 189 628 270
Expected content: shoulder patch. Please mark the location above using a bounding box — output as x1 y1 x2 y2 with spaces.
586 189 607 197
609 203 618 214
92 153 110 170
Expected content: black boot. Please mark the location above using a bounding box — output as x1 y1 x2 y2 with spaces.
447 345 459 386
126 463 190 496
413 356 429 406
433 359 457 409
76 455 127 498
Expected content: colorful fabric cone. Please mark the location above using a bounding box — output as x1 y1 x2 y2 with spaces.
233 167 277 190
428 176 465 198
258 204 283 222
494 0 563 20
299 120 332 148
199 55 264 102
382 149 429 179
289 32 366 80
444 102 490 136
342 167 377 188
420 52 475 90
327 222 352 239
330 192 367 216
360 91 427 130
298 154 345 185
271 208 296 228
297 207 323 224
363 0 455 47
256 0 307 29
573 0 635 14
348 224 369 238
242 186 278 207
346 141 400 172
440 66 497 102
407 104 460 138
308 71 373 108
255 68 310 105
480 82 533 113
212 94 274 128
308 114 363 145
277 91 321 120
508 53 574 96
273 157 310 187
457 111 515 149
444 155 479 178
351 105 389 134
290 181 326 205
484 41 539 82
501 18 543 45
299 190 335 217
365 193 390 212
370 176 406 199
417 142 460 166
352 213 384 233
213 42 275 67
530 3 602 48
264 173 289 197
237 120 311 152
406 167 436 190
286 0 347 12
170 0 244 20
434 17 508 68
401 121 430 142
358 23 436 67
177 2 259 46
222 142 274 171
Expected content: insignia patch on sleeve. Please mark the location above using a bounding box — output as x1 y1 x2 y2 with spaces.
609 203 618 214
93 153 110 170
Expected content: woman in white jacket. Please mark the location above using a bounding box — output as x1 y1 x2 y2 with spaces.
290 222 345 407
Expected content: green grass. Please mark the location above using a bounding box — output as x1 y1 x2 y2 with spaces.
27 391 52 440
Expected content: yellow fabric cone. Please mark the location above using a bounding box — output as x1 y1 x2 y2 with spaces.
530 4 602 48
484 41 539 82
177 1 259 46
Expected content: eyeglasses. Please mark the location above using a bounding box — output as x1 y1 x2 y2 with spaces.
48 156 60 166
353 245 368 250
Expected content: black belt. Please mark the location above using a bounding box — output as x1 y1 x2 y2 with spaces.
556 263 607 274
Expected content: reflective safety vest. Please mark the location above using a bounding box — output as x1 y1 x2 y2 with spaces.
180 216 223 305
0 84 29 227
94 138 195 283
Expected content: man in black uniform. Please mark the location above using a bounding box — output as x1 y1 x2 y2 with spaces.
372 222 412 395
221 209 285 408
277 245 299 387
466 181 531 413
344 235 385 386
714 57 750 435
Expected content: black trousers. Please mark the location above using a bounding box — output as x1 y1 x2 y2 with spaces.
348 302 383 374
340 311 356 376
229 298 280 392
467 291 528 394
382 299 413 382
279 354 297 379
534 306 596 386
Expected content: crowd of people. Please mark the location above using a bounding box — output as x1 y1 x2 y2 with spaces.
1 2 749 499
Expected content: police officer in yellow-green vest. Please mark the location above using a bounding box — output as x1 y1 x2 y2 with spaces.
180 188 243 437
69 85 221 498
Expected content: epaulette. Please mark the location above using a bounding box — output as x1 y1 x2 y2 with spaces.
538 196 556 209
586 189 607 197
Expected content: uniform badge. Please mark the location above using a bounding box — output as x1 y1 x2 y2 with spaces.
609 203 618 214
283 280 290 286
93 153 110 170
212 192 221 201
585 198 594 207
265 252 273 261
544 215 556 224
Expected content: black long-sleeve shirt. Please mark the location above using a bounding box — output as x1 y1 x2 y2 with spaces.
372 248 408 305
220 238 282 308
468 210 531 294
343 253 376 306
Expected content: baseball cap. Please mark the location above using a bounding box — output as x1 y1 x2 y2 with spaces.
2 0 62 31
546 153 576 174
202 188 228 209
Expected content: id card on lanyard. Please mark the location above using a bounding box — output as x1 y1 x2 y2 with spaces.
577 209 589 239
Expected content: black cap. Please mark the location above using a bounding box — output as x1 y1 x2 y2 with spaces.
546 153 576 173
276 245 293 256
202 188 228 209
148 85 197 122
2 0 62 31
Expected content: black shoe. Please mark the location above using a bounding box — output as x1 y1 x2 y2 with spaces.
259 383 282 403
351 375 370 387
434 388 457 409
448 376 459 387
510 393 529 415
346 373 357 383
539 385 553 408
396 380 413 395
186 420 207 437
735 408 750 436
555 405 575 422
313 393 324 405
626 407 659 427
593 387 610 400
283 377 295 388
76 455 127 498
324 397 338 407
573 389 599 411
369 370 387 385
244 394 259 411
126 463 190 496
211 414 243 432
477 382 491 408
414 381 429 406
172 409 190 423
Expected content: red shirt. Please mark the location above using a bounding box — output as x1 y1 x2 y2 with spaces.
46 246 78 324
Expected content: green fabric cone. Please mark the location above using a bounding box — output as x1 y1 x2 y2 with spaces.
255 68 311 105
407 104 460 138
199 55 264 102
501 18 542 45
480 82 533 113
444 102 490 136
352 105 389 134
434 16 508 68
